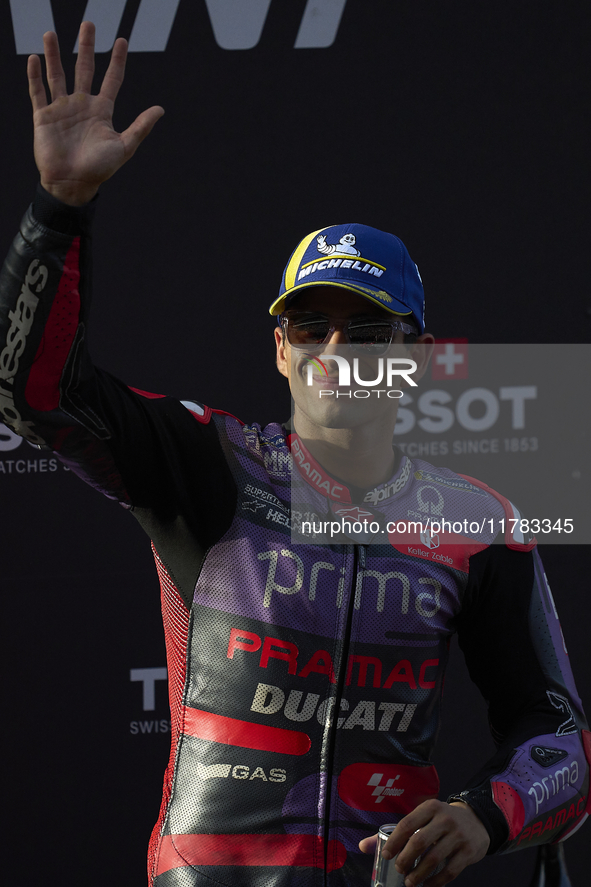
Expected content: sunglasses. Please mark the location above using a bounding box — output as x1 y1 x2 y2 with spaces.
280 311 418 355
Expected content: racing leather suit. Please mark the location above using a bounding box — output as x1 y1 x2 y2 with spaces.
1 187 589 887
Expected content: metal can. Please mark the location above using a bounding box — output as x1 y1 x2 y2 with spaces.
371 824 406 887
370 824 445 887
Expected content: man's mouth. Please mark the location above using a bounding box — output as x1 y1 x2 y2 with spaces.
307 373 340 387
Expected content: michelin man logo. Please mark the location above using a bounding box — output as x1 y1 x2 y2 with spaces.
317 233 361 257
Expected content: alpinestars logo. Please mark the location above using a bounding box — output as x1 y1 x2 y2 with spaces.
332 505 375 522
364 457 412 505
0 259 48 445
367 772 404 803
242 500 266 512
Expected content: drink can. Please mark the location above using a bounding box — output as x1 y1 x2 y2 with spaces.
371 824 406 887
370 824 445 887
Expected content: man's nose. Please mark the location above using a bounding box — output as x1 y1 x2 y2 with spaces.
325 327 348 346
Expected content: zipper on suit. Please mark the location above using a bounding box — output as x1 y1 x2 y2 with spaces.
322 543 366 879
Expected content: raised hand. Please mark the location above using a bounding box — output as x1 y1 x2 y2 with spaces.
28 21 164 206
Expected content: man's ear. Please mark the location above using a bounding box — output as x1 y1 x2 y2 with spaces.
274 326 289 378
410 333 435 382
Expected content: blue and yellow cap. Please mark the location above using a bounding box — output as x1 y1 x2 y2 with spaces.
269 223 425 333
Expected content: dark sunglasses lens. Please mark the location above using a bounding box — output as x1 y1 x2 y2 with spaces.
348 323 393 354
287 319 330 347
284 315 396 353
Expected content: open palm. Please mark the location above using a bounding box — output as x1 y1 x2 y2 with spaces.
28 22 164 206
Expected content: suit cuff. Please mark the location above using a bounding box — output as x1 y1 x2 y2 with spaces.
32 182 98 236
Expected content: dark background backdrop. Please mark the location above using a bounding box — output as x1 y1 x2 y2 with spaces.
1 1 590 884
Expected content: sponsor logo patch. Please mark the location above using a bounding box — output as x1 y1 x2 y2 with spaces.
195 762 286 783
364 457 412 505
530 746 569 768
337 762 439 814
413 469 486 495
296 233 386 283
0 259 48 444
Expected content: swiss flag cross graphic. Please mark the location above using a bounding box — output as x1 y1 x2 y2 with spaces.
431 338 468 380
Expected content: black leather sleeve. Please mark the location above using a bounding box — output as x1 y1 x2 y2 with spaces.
0 187 237 606
449 543 589 853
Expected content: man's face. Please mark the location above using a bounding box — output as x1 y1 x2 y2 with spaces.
274 287 416 431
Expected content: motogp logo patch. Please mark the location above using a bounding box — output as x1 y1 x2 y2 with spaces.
337 762 439 815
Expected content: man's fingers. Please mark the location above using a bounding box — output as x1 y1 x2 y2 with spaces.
383 803 436 857
419 850 465 887
400 836 456 887
393 806 463 871
392 803 489 886
27 54 47 112
99 37 128 103
43 31 67 100
74 21 96 94
393 825 442 873
358 834 378 855
415 851 471 887
120 106 165 158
